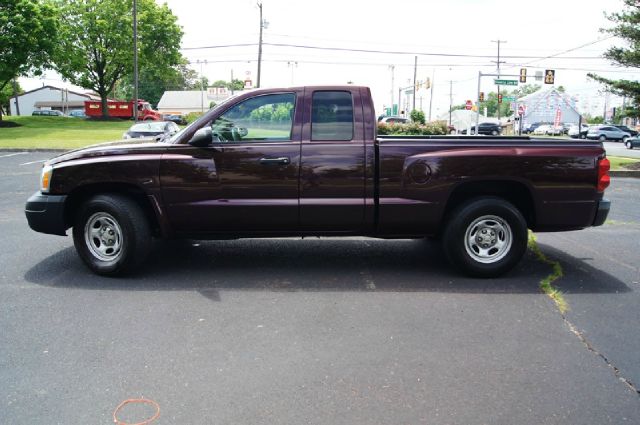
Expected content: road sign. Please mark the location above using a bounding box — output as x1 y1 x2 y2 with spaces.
503 96 516 101
518 105 525 116
494 79 518 86
465 100 473 110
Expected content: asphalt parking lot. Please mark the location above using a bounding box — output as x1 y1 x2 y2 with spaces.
1 151 639 424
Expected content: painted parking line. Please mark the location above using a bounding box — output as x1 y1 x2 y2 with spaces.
0 152 29 159
19 159 47 166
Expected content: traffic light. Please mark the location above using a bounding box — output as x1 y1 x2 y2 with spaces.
544 69 555 84
479 91 485 102
519 68 527 83
498 93 503 104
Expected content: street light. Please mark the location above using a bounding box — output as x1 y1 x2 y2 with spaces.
287 61 298 85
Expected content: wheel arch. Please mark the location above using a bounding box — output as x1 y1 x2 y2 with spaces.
64 183 163 237
442 179 536 230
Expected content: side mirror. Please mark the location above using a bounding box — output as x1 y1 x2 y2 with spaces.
188 127 212 147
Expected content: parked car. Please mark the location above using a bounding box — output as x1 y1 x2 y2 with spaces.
123 121 180 140
545 125 564 136
586 125 631 142
568 124 589 139
625 137 640 149
162 113 187 125
533 124 552 135
32 109 64 117
523 122 544 134
461 122 501 135
379 116 409 124
614 125 639 137
68 110 87 118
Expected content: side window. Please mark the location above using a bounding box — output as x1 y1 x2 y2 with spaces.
311 91 353 141
211 93 295 142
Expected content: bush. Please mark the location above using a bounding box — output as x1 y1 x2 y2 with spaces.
184 112 204 124
377 121 447 136
410 109 426 124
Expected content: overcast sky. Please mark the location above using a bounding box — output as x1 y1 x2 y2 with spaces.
22 0 637 117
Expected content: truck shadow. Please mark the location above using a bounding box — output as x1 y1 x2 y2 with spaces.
24 238 631 301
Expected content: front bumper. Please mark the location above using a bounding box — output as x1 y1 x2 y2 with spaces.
592 198 610 227
25 192 68 236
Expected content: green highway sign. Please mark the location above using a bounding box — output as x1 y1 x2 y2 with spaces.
503 96 516 101
494 79 518 86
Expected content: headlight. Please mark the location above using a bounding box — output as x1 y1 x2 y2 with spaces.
41 164 53 193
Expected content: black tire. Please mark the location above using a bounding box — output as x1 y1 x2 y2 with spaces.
442 197 528 278
598 135 606 141
491 130 498 136
626 141 633 150
72 194 151 276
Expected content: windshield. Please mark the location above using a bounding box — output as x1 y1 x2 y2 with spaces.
129 122 166 132
168 92 246 144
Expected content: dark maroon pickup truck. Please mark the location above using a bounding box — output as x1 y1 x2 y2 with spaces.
25 86 611 277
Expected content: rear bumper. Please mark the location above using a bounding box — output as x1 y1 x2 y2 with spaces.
592 198 610 227
25 192 68 236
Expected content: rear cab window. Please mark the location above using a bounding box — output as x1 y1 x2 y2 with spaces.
311 91 354 141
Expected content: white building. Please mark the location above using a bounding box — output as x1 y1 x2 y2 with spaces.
519 88 581 126
157 87 237 115
10 85 100 116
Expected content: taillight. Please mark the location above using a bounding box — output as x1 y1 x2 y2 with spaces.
597 157 610 192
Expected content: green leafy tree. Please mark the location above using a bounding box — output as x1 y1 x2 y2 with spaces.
0 81 22 116
588 0 640 118
211 80 228 88
512 84 541 98
53 0 182 117
0 0 58 120
410 109 426 124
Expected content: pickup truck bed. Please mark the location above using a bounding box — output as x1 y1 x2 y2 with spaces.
25 85 610 278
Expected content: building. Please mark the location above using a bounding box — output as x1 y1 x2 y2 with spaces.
157 87 237 115
519 88 581 126
10 85 100 116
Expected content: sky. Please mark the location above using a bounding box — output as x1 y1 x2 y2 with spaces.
21 0 638 118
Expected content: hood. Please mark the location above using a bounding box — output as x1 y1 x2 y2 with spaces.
46 138 169 166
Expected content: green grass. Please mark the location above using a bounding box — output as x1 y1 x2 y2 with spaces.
0 116 132 149
608 156 640 171
528 231 568 314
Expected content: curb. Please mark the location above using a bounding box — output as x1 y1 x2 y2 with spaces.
610 170 640 178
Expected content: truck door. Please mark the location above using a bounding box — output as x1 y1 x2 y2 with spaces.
160 91 302 234
299 89 366 232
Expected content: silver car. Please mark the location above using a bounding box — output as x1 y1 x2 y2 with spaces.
586 125 631 142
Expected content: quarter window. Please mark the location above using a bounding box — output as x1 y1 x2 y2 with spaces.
311 91 354 141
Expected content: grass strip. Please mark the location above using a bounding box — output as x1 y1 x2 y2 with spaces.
527 231 568 314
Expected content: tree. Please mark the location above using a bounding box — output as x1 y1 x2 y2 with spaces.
53 0 183 117
588 0 640 118
0 0 58 120
410 109 425 124
0 81 23 116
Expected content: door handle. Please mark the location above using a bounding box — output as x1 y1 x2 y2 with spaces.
259 157 290 165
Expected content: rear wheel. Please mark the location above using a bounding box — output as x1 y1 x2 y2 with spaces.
598 135 606 141
73 194 151 276
442 198 528 278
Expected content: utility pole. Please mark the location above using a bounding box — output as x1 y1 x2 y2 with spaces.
449 78 453 128
197 59 207 113
389 65 395 115
230 69 234 95
491 39 507 121
428 68 435 121
12 78 20 115
256 1 266 88
412 56 417 112
133 0 138 122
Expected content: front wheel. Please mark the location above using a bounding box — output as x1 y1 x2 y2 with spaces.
598 135 606 141
491 130 498 136
442 198 528 278
626 141 633 150
73 194 151 276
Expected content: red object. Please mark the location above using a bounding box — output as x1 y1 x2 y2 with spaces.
554 108 562 127
84 99 161 120
518 105 525 116
597 157 610 192
465 100 473 110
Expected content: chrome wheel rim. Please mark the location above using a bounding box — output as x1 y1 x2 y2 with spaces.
464 215 512 264
84 212 123 262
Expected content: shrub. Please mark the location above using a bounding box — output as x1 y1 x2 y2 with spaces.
410 109 426 124
377 121 447 136
184 112 204 124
